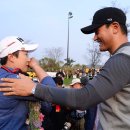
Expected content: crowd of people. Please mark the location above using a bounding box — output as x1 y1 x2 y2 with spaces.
41 72 98 130
0 6 130 130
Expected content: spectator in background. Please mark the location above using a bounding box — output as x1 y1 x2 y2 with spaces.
68 78 86 130
56 69 65 80
80 76 89 86
43 76 69 130
53 76 64 88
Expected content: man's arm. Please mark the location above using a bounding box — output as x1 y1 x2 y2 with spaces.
28 58 49 82
33 54 130 109
0 54 130 109
12 76 56 100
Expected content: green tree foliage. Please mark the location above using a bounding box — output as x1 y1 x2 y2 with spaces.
39 57 60 72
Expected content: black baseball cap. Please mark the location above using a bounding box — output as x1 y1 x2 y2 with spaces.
81 7 126 34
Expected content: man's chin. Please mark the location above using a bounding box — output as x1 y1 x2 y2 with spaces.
100 48 107 52
21 69 28 73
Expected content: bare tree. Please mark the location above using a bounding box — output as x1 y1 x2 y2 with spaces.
85 41 102 68
89 43 101 68
45 47 64 62
39 47 64 71
85 40 110 68
89 49 100 68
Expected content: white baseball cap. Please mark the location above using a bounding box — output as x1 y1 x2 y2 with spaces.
70 78 81 86
0 36 38 58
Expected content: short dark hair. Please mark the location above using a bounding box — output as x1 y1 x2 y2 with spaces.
106 23 128 35
0 51 19 65
80 76 89 86
53 76 63 86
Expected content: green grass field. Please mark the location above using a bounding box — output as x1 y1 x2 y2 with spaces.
63 78 72 86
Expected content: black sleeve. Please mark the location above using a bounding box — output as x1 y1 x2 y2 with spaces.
35 54 130 109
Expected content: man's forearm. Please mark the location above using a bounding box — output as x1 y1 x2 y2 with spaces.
34 83 103 110
32 65 48 82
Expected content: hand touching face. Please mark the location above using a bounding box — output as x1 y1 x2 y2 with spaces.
28 57 39 69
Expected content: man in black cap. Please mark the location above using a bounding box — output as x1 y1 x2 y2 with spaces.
1 7 130 130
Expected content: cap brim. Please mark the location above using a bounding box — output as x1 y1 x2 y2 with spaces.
70 82 81 86
81 24 103 34
22 44 38 52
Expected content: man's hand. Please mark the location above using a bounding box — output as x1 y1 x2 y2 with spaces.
28 57 39 69
28 57 48 81
0 74 35 96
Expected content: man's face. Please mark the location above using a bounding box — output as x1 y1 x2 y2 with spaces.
71 83 81 89
13 50 30 72
93 24 114 53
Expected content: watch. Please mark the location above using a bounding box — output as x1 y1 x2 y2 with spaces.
31 84 36 94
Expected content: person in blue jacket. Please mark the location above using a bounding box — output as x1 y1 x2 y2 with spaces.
0 36 56 130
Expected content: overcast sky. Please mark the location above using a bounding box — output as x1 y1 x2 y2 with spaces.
0 0 130 65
